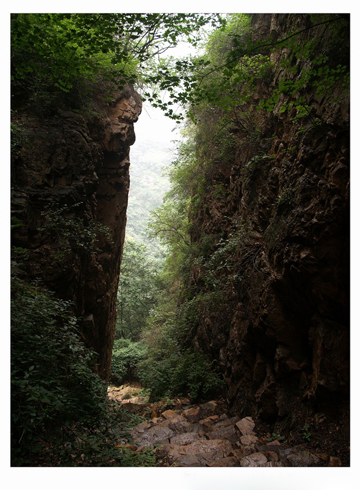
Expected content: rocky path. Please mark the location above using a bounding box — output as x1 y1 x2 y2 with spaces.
108 385 342 467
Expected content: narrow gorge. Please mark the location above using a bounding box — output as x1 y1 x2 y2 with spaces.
11 13 350 472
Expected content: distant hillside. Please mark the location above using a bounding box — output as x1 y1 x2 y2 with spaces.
127 138 171 262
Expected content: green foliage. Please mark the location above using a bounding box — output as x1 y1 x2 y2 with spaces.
203 229 243 283
24 404 156 466
266 432 287 443
138 106 228 403
138 337 223 403
12 14 125 113
136 265 224 402
177 14 274 121
38 203 112 260
258 15 349 119
205 14 252 66
116 239 162 341
275 188 295 210
147 197 192 288
148 198 191 250
11 276 109 464
11 216 23 230
11 275 155 466
302 423 312 442
144 15 253 118
170 350 223 402
154 14 349 124
11 13 223 118
111 339 147 384
11 14 349 121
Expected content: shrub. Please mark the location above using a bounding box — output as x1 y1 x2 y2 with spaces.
110 339 147 385
138 318 223 403
11 276 109 465
138 348 223 403
170 350 224 402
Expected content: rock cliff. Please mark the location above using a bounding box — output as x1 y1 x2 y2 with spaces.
188 14 350 428
11 85 142 379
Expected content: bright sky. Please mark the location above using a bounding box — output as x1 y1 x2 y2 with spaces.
134 103 178 146
133 38 200 147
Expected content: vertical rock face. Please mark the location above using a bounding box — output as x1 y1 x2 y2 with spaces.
189 14 349 423
11 85 142 379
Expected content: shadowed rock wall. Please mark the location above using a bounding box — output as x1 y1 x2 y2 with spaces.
188 14 349 424
11 85 142 379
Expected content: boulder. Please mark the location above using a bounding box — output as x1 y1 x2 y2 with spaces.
236 417 256 435
161 410 178 420
132 421 175 448
207 425 237 443
168 414 194 433
328 456 342 467
170 432 202 445
285 450 321 467
199 415 219 428
240 434 258 447
160 438 234 467
207 457 239 467
240 452 268 467
182 406 201 422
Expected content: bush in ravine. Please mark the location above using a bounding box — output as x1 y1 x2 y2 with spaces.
138 349 223 403
170 350 224 402
137 323 224 403
110 338 147 385
11 276 115 465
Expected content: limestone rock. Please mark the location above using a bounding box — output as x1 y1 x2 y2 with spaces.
181 439 233 457
328 456 342 467
132 422 175 448
240 452 268 467
199 415 219 428
236 416 256 435
265 461 285 467
207 457 239 467
229 448 246 460
285 450 321 467
131 420 152 434
240 434 258 447
182 407 201 422
169 439 234 467
168 414 194 433
128 397 339 467
170 432 201 446
265 451 280 462
207 425 237 443
161 410 178 420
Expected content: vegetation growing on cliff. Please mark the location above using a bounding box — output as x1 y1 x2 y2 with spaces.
132 13 350 405
11 12 349 121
